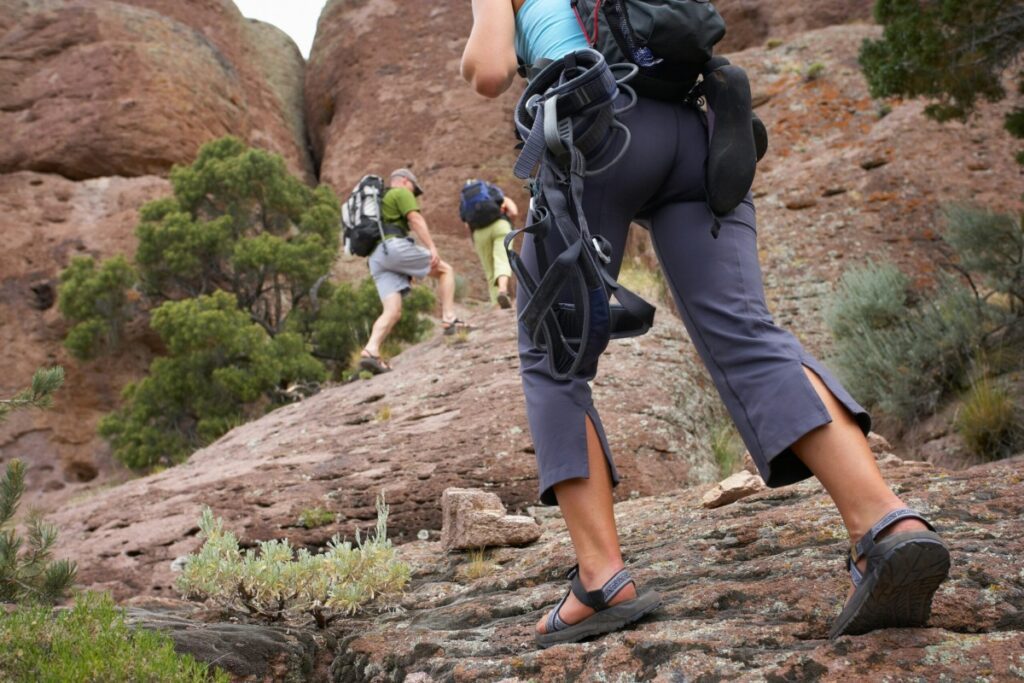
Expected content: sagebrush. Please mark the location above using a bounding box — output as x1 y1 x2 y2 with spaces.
177 495 410 628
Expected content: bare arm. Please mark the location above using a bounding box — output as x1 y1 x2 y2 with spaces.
461 0 518 97
406 211 440 268
501 196 519 220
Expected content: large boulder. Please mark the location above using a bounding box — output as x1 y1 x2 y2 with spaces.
0 0 312 180
50 308 724 599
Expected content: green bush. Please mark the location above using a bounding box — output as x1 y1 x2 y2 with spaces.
177 495 410 629
828 206 1024 426
57 256 136 360
297 278 435 364
55 137 436 468
956 376 1023 460
859 0 1023 163
99 291 325 469
942 206 1024 314
828 271 985 422
136 137 340 334
0 592 227 682
298 507 335 529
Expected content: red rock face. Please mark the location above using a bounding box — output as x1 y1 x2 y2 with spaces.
0 0 312 180
305 0 528 287
715 0 875 52
0 171 169 511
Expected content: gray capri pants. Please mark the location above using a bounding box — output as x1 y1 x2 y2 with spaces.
369 237 431 299
518 96 870 505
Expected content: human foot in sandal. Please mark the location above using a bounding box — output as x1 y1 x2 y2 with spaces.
358 351 392 375
829 508 950 639
535 565 661 648
441 318 472 336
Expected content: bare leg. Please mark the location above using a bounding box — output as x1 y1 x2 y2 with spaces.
496 275 510 297
363 292 403 358
792 368 927 587
536 416 637 634
430 260 456 322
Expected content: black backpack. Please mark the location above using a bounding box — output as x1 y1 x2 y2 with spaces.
570 0 726 99
342 175 389 257
459 180 505 230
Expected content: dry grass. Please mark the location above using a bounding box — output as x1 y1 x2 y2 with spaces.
462 547 496 581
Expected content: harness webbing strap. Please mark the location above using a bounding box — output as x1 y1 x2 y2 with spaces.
509 48 656 379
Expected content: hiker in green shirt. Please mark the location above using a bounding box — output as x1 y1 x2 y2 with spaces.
359 169 468 374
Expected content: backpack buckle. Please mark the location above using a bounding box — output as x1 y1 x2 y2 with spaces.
591 235 612 264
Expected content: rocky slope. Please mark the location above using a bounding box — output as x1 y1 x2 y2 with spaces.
128 452 1024 682
51 308 726 600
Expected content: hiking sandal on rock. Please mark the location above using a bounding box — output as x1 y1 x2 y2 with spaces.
536 565 662 649
358 352 391 375
497 292 512 310
441 319 472 336
829 508 950 639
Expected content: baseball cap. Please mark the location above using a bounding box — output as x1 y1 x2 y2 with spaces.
390 168 423 196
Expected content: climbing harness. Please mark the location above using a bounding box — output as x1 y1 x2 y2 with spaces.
506 48 656 381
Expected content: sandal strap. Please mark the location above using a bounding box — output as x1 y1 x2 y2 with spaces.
568 565 634 611
846 509 936 586
546 589 573 633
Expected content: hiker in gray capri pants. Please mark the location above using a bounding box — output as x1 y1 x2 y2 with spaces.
462 0 950 649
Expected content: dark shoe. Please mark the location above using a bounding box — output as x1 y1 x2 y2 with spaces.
829 509 950 639
441 319 472 336
497 292 512 309
358 352 391 375
702 56 757 216
535 566 662 649
752 112 768 162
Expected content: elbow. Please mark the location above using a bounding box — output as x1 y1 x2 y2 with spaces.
462 59 514 98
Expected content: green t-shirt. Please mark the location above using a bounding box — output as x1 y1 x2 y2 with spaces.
380 187 419 233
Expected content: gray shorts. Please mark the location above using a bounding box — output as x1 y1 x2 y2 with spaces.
368 237 431 299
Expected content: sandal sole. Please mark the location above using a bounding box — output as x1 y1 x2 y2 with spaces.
829 532 950 639
535 591 662 649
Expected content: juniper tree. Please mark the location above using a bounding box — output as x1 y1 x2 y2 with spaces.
135 136 341 334
99 291 326 469
859 0 1024 163
57 256 137 360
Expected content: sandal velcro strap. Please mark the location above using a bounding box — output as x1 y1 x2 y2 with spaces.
570 567 634 611
850 508 936 566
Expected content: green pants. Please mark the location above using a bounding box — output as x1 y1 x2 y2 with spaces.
471 218 513 303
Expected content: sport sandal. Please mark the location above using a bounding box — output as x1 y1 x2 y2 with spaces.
358 352 391 375
441 318 472 336
829 508 950 639
535 565 662 649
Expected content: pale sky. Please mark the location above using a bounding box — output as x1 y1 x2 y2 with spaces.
233 0 329 58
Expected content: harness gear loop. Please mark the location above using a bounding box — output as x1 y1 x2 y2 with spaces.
508 48 656 380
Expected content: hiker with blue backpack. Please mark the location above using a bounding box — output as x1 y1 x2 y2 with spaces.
462 0 949 648
342 169 470 374
460 179 520 308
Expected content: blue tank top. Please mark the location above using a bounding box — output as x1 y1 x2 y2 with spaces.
515 0 589 65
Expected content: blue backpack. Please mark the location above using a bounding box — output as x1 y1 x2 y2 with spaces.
459 180 504 230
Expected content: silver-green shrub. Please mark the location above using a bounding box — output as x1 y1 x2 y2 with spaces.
176 495 409 628
827 205 1024 426
828 268 987 422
